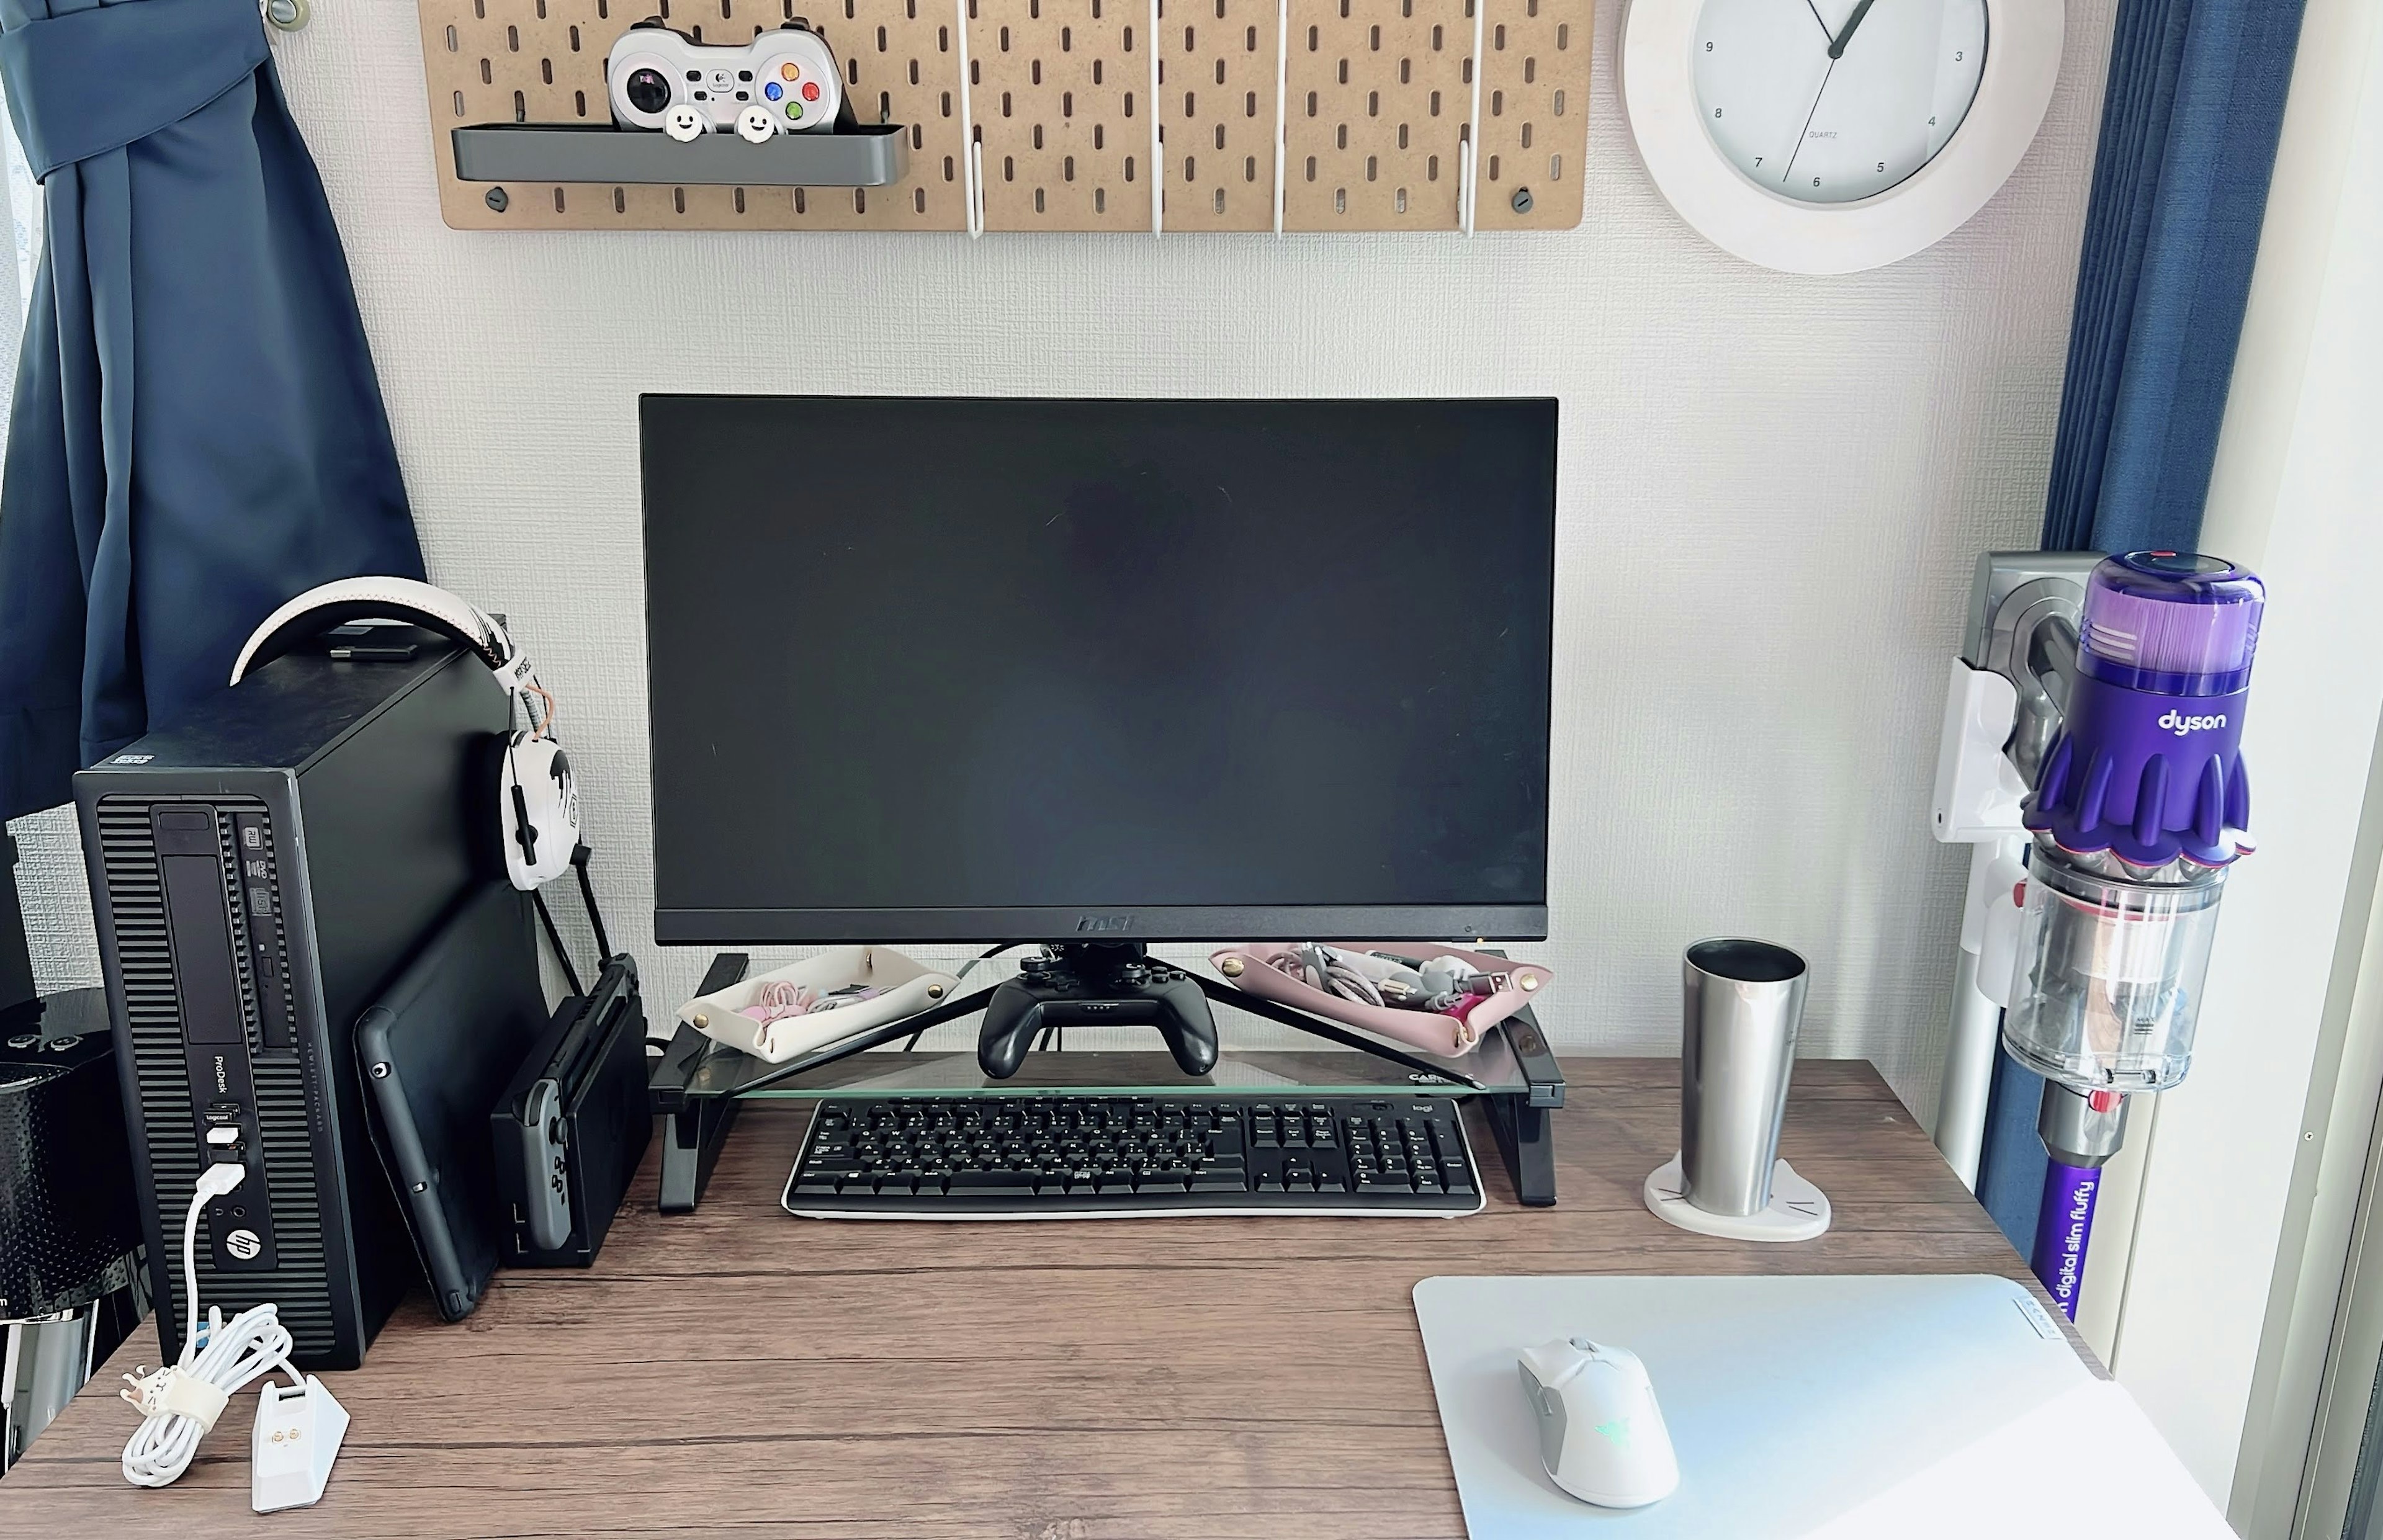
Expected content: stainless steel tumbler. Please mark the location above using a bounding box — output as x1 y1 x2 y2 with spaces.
1680 939 1809 1218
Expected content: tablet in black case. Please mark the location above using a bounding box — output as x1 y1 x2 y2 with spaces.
355 882 549 1322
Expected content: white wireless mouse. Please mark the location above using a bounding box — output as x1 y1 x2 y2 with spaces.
1517 1335 1680 1508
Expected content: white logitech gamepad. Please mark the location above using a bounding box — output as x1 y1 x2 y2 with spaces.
606 20 843 139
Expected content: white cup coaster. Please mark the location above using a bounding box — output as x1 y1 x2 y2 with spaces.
1643 1152 1831 1243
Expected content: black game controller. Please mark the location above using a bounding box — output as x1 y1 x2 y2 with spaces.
977 945 1220 1079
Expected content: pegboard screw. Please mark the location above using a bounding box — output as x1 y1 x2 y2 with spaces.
1510 187 1534 215
485 186 511 213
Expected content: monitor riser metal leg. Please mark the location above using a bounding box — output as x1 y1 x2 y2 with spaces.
658 1087 741 1215
1486 1093 1558 1207
654 952 752 1214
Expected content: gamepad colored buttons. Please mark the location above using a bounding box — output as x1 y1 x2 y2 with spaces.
608 24 841 135
786 101 804 120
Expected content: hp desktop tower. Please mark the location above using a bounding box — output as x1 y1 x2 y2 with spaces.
76 633 508 1368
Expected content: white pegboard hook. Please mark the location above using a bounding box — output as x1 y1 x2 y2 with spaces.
1272 0 1290 237
955 0 982 238
1461 0 1486 236
1148 0 1164 238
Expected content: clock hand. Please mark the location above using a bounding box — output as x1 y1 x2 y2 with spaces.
1799 0 1833 42
1780 57 1834 182
1826 0 1878 59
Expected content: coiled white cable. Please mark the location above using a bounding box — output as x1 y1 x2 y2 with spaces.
119 1165 303 1488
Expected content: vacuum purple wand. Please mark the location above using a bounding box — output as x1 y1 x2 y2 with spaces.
2031 1086 2129 1319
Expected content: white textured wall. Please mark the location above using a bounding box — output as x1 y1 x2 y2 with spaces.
9 0 2116 1122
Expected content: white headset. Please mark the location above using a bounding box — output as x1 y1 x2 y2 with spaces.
230 578 581 891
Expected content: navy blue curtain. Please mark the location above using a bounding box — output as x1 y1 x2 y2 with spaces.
1978 0 2307 1250
2040 0 2310 554
0 0 424 822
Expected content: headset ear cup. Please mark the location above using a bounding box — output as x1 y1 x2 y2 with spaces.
499 733 581 890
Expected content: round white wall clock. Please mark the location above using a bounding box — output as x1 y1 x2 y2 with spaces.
1621 0 2063 274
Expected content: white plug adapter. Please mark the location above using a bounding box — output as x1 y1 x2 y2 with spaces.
250 1375 349 1513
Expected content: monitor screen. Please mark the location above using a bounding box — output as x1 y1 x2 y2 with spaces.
641 395 1556 942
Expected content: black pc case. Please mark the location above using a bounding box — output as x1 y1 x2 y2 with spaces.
76 630 508 1368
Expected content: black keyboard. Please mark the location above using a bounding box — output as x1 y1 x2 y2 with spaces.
781 1095 1484 1217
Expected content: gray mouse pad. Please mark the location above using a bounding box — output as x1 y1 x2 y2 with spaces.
1412 1274 2095 1538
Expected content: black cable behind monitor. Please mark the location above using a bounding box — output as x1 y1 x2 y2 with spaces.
570 844 614 961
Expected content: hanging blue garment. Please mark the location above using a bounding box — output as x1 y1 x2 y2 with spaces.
2040 0 2309 555
0 0 424 821
1979 0 2307 1251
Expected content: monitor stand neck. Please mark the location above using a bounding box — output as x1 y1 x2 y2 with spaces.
1039 941 1152 980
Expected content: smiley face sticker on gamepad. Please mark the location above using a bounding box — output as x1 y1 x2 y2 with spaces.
607 21 843 137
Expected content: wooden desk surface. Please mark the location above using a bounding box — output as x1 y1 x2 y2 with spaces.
1 1059 2051 1539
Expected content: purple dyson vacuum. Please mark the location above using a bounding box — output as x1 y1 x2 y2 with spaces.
2003 553 2265 1316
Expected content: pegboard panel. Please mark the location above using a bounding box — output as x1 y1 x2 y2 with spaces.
1157 0 1281 232
1282 0 1469 229
415 0 1586 231
1470 0 1591 231
967 0 1146 230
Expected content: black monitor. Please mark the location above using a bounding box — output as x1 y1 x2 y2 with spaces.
640 395 1556 944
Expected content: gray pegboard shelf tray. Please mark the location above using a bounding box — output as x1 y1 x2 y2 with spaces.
450 123 911 187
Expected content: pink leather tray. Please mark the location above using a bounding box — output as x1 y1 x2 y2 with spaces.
1206 942 1554 1057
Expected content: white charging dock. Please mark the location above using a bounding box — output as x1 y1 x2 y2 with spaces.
251 1375 349 1513
1643 1153 1831 1242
